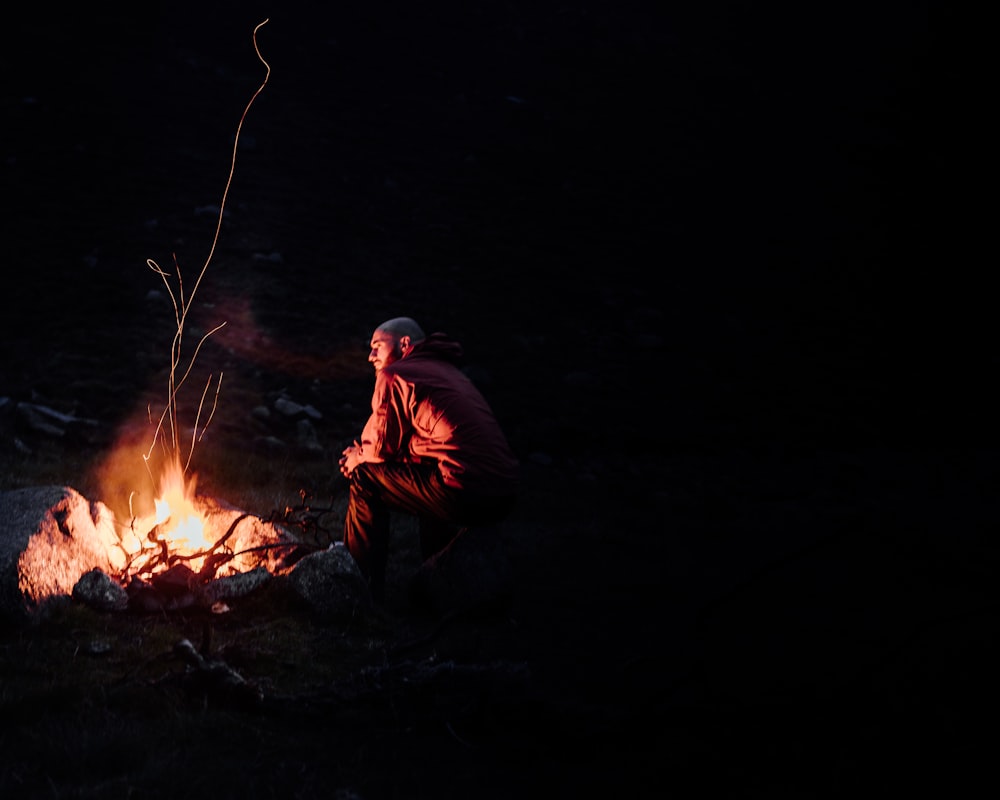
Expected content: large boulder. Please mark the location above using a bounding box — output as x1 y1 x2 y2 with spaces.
0 486 118 623
285 544 373 618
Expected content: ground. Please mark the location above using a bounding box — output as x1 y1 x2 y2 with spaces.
1 3 991 798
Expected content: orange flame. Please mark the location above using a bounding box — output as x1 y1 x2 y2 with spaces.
150 459 212 560
125 459 212 572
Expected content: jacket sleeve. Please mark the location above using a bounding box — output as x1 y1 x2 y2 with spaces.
359 371 412 462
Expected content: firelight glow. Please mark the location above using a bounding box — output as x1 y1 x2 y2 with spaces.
153 461 210 551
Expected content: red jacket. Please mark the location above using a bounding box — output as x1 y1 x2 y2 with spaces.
358 333 519 496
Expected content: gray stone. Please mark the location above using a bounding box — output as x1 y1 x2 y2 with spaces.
1 486 118 622
206 565 272 602
274 396 322 420
73 567 129 612
287 544 372 618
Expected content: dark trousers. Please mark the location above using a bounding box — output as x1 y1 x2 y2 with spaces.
343 461 514 600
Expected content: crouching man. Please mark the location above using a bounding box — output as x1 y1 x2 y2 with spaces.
338 317 519 605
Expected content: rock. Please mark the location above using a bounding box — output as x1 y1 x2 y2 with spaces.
14 401 101 441
73 568 129 612
206 565 272 602
286 544 372 618
253 435 287 454
296 419 325 455
0 486 119 623
273 396 322 420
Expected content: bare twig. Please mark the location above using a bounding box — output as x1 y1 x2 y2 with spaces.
142 19 271 485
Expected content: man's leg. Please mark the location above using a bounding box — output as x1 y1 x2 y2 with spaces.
343 461 458 601
342 468 391 602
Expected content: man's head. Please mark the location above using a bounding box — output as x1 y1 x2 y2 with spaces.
368 317 426 371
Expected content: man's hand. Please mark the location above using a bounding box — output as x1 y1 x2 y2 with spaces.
339 440 363 477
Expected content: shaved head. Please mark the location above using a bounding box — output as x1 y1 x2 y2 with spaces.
367 317 426 371
374 317 425 341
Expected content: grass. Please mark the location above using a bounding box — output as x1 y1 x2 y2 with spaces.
0 547 512 799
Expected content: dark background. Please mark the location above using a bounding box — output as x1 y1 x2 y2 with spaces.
3 2 989 797
2 2 973 453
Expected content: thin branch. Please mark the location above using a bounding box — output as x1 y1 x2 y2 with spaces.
141 19 270 486
187 372 224 474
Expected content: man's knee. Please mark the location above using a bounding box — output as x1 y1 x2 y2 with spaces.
349 462 380 497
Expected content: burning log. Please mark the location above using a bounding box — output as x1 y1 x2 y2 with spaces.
128 564 209 612
127 512 256 581
124 563 276 614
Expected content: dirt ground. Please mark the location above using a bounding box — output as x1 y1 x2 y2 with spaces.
2 3 990 798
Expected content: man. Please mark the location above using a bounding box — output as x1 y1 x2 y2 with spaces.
339 317 519 604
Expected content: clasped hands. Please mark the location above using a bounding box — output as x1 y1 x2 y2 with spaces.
339 439 363 477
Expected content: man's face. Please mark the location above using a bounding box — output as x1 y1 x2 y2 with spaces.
368 330 401 371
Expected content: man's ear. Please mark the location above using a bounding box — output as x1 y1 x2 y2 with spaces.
399 335 411 352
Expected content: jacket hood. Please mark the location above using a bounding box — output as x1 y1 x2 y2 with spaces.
406 332 464 364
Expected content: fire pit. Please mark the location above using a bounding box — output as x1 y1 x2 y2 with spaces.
0 483 372 622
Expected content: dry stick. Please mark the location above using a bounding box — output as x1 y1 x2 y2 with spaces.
188 371 223 474
145 321 227 468
141 19 271 486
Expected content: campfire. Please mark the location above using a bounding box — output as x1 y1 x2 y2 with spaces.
113 455 298 589
122 457 215 577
